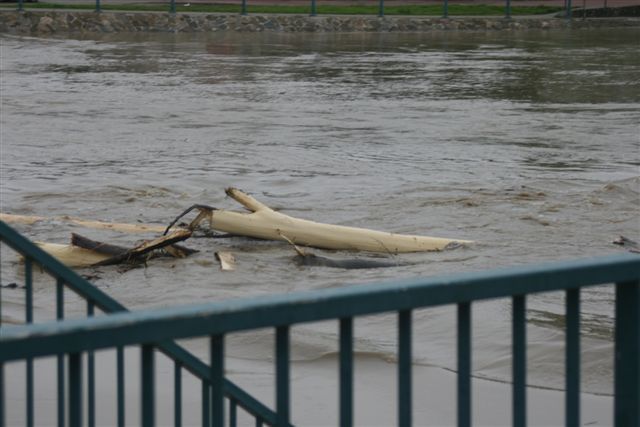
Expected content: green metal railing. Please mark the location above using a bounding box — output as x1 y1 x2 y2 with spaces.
1 221 639 426
0 221 283 427
11 0 570 20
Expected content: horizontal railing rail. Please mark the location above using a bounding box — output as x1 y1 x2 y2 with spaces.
1 217 638 427
0 220 284 427
2 254 638 356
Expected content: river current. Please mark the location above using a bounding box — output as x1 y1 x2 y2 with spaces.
1 27 639 423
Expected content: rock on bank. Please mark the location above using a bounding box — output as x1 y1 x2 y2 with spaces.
0 10 639 34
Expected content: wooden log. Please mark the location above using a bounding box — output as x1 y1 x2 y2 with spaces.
34 230 193 268
190 188 471 253
71 233 129 256
34 242 113 267
93 230 192 266
1 213 166 234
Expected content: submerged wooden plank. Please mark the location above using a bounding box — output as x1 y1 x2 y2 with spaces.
1 213 167 234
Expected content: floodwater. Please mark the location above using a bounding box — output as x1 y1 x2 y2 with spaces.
1 28 639 425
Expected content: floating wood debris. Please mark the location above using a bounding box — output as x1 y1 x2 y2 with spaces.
166 188 471 253
4 187 472 269
34 242 113 267
613 236 640 253
215 251 236 271
0 213 166 234
35 230 195 268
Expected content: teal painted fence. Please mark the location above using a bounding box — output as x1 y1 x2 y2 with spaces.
0 221 283 427
1 220 639 426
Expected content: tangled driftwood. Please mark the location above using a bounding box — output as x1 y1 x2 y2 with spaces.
4 187 471 269
34 230 194 268
165 188 471 254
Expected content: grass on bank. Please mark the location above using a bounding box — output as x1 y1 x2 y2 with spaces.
0 2 563 15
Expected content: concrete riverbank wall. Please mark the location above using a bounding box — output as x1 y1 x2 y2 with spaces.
0 9 638 34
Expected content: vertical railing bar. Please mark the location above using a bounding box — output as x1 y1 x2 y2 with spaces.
175 362 182 427
201 381 210 427
25 258 34 427
0 363 4 427
505 0 512 18
170 0 176 14
229 399 237 427
378 0 384 17
69 352 82 427
87 301 96 427
26 357 34 427
276 326 290 427
614 281 639 427
443 0 449 18
339 317 354 427
117 346 125 427
565 0 573 19
255 418 263 427
310 0 317 17
141 345 155 427
398 310 412 427
25 257 33 323
512 295 527 427
565 289 580 427
211 335 225 427
241 0 247 15
0 243 3 330
95 0 101 13
57 353 65 427
57 279 65 427
457 302 471 427
17 0 24 12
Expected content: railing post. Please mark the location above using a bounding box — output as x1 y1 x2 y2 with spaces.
457 303 471 427
95 0 101 13
378 0 384 17
505 0 512 19
310 0 317 17
56 279 65 427
276 326 290 427
512 295 526 427
0 363 4 427
201 382 210 427
443 0 449 18
565 0 573 19
17 0 24 12
614 281 639 427
117 346 125 427
170 0 176 14
339 318 354 427
241 0 248 16
398 310 412 427
141 345 155 427
25 259 33 427
229 399 238 427
211 335 225 427
69 352 82 427
87 302 96 427
175 362 182 427
565 289 580 427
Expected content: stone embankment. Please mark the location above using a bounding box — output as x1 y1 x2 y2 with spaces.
0 9 638 34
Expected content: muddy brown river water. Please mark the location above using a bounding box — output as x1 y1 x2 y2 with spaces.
1 27 639 425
